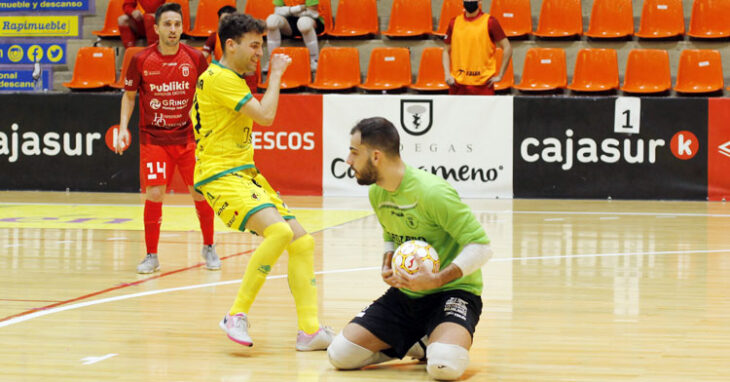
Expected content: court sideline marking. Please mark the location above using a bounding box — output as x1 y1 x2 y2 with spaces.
2 247 729 329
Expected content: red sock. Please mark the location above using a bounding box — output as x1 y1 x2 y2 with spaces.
143 14 158 45
195 200 215 246
119 24 136 48
144 200 163 254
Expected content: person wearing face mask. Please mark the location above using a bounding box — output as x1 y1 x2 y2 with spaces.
443 0 512 95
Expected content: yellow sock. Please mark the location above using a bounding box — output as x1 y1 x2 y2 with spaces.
287 234 320 333
229 222 293 315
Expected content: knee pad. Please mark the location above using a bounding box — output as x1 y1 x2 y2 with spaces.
266 14 286 30
327 334 376 370
263 221 294 244
426 343 469 381
296 16 315 33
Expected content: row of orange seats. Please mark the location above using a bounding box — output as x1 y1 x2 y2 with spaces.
94 0 730 40
261 46 728 94
63 45 726 94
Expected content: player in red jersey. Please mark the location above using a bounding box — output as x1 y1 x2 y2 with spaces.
118 0 165 48
114 3 220 274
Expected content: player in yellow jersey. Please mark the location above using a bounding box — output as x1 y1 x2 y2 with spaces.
191 13 333 351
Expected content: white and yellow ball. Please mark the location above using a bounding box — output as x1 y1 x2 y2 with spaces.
391 240 440 275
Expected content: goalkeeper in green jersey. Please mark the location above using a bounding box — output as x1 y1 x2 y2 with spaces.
327 117 494 381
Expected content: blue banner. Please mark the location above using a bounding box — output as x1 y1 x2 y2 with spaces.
0 42 66 64
0 69 51 91
0 0 90 12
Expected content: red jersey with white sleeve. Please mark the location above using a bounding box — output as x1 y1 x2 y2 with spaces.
125 43 208 146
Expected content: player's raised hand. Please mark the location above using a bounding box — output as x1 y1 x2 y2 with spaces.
269 53 292 77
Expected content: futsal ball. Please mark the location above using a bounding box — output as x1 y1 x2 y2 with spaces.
391 240 440 275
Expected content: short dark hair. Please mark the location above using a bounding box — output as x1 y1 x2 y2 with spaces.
217 5 237 18
350 117 401 157
218 13 265 47
155 3 183 24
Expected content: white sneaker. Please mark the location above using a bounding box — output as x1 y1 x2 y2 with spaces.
219 313 253 347
296 326 334 351
136 254 159 274
202 244 221 270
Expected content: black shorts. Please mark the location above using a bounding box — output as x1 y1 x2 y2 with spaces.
350 287 483 359
285 15 325 37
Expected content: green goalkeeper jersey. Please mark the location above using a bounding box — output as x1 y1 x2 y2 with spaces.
369 165 490 298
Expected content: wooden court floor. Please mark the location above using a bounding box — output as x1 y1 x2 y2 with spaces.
1 191 729 381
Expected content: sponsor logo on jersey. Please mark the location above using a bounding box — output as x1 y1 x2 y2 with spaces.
149 81 190 92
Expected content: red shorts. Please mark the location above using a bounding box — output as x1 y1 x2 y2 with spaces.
140 142 196 189
449 82 495 95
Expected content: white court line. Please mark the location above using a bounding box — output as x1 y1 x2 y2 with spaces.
543 218 564 222
0 201 371 212
3 248 730 329
3 201 727 217
599 217 620 220
81 353 117 365
472 210 730 218
4 244 23 248
106 237 128 241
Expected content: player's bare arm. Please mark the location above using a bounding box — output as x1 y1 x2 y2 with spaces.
239 53 291 125
116 90 137 154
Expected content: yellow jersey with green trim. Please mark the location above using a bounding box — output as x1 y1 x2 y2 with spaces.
191 61 256 188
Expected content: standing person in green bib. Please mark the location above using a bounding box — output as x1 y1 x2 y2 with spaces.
327 117 494 381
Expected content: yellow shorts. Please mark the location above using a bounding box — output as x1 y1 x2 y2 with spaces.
196 168 294 232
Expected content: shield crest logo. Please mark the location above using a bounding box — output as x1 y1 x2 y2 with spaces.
400 99 433 136
181 65 190 77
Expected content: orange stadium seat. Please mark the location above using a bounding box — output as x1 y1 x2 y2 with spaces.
688 0 730 38
533 0 583 38
359 47 411 91
93 0 125 37
64 47 117 89
513 47 567 91
309 47 361 90
586 0 633 38
383 0 432 37
111 47 144 89
621 49 671 93
259 47 311 89
328 0 379 37
567 48 619 92
674 49 724 93
494 47 514 91
433 0 463 36
490 0 533 38
636 0 685 39
188 0 235 37
244 0 275 22
165 0 192 35
410 47 449 91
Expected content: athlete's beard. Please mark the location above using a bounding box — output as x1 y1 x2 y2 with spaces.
354 158 378 186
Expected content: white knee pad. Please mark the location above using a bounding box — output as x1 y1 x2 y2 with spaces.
426 343 469 381
266 14 286 30
296 16 315 33
327 334 393 370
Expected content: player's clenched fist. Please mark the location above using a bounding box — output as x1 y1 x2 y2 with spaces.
268 53 292 77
